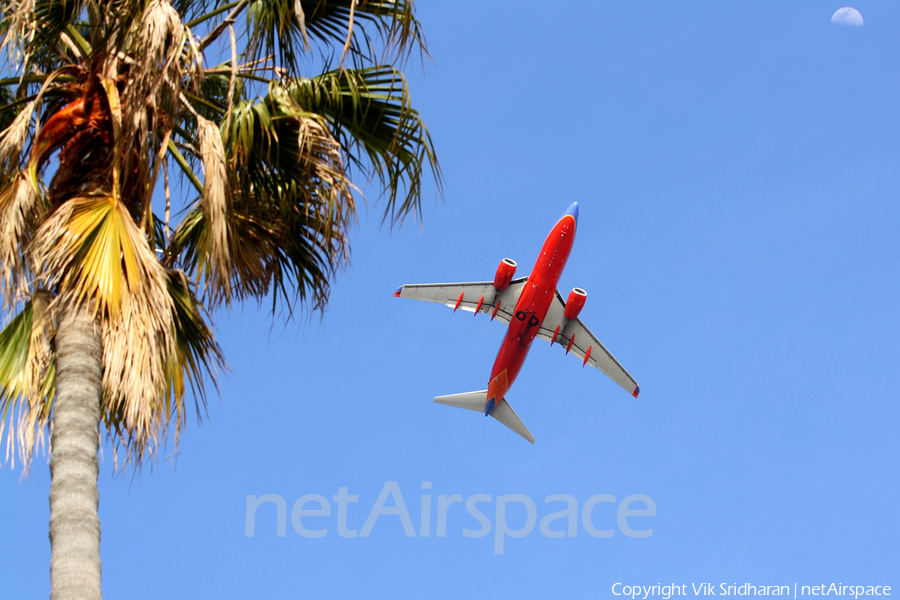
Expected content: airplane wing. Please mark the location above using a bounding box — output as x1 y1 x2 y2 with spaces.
395 277 529 325
537 290 640 398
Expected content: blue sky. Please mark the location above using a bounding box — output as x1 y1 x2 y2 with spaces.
3 2 899 598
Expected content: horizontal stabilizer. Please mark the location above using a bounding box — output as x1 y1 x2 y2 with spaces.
433 391 535 443
434 390 487 412
491 399 535 443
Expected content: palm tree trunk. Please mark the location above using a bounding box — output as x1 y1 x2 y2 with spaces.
49 303 103 600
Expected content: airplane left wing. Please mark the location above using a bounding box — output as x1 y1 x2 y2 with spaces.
538 290 640 398
395 277 529 325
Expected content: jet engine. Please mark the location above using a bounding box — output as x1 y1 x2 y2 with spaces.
493 258 517 290
564 288 587 320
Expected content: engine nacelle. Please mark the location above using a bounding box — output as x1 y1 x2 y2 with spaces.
564 288 587 320
493 258 517 291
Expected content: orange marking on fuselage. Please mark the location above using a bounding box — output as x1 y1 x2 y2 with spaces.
486 369 510 406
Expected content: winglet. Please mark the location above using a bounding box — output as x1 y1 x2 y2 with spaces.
632 384 640 399
393 287 402 297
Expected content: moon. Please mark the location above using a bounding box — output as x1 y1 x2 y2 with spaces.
832 7 863 26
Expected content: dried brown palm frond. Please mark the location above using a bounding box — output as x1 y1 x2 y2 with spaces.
290 112 357 233
0 173 42 311
140 0 185 64
0 100 37 174
118 0 188 212
0 0 38 61
196 115 232 300
99 278 172 462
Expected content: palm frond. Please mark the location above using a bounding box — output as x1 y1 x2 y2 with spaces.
243 0 425 76
117 0 188 215
196 115 232 299
164 268 223 428
170 198 343 317
1 0 83 67
244 0 308 75
289 65 440 224
172 0 218 27
0 173 42 310
104 267 224 463
30 194 182 461
299 0 427 66
0 291 55 467
0 97 37 175
0 85 19 134
168 81 354 311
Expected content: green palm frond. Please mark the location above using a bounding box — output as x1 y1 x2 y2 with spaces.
227 84 353 309
244 0 426 75
169 80 351 312
289 65 440 224
0 86 18 133
0 293 55 466
245 0 308 74
166 268 223 407
0 302 35 406
169 179 345 314
301 0 426 65
172 0 218 26
0 302 35 463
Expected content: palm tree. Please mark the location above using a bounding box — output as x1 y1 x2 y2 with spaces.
0 1 440 598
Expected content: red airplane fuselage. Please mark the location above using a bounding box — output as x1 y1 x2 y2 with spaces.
485 207 577 414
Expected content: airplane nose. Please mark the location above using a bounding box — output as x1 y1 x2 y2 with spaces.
560 202 579 224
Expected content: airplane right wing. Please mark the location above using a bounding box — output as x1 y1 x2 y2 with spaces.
395 277 529 325
537 290 640 398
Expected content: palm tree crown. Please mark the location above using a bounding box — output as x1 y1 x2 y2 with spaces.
0 0 439 465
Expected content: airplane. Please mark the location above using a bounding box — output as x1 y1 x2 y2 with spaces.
393 202 639 443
